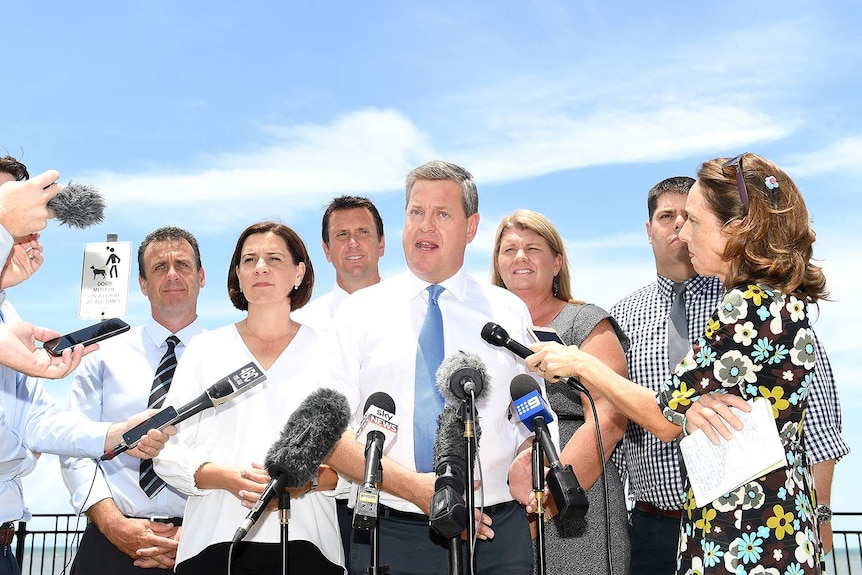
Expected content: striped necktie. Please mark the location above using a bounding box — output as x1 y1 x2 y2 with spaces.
139 335 180 498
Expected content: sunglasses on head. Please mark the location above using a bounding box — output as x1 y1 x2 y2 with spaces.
722 153 750 210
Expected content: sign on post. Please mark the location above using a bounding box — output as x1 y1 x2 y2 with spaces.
79 241 132 319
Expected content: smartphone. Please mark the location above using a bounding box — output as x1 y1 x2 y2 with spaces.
528 325 564 344
122 406 179 446
43 318 131 356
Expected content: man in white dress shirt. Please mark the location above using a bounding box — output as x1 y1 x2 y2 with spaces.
293 195 385 332
326 160 553 575
60 226 206 573
292 195 385 565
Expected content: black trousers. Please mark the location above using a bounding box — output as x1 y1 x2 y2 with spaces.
350 500 533 575
628 508 681 575
176 540 343 575
71 523 157 575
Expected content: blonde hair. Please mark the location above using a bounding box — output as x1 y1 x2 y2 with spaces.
491 209 582 303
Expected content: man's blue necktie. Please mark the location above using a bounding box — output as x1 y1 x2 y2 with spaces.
414 285 445 472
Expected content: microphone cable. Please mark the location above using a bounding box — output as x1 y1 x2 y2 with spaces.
467 387 484 575
559 378 615 575
57 459 109 574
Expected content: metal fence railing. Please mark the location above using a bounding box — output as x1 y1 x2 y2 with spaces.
14 514 84 575
12 512 862 574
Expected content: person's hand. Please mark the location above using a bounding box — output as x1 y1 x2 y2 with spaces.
134 523 181 569
1 234 43 289
508 448 552 516
0 321 97 378
105 409 177 459
466 508 495 541
87 500 179 568
236 462 279 511
0 170 60 237
508 448 538 509
683 393 751 445
526 340 582 381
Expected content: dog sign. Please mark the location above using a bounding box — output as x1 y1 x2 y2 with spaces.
79 241 132 319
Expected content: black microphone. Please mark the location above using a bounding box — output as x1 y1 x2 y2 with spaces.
233 387 350 544
101 362 267 460
510 374 588 521
353 392 398 530
429 352 488 539
481 322 532 358
429 404 469 538
482 322 587 393
47 182 105 228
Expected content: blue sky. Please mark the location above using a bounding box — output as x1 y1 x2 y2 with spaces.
3 1 859 518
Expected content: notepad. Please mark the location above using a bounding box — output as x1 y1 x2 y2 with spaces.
679 396 786 507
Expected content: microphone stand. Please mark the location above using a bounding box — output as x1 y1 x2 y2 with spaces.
461 393 478 575
279 491 290 575
532 437 547 575
357 461 389 575
369 521 387 575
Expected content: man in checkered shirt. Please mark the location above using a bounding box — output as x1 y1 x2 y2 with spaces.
610 176 849 575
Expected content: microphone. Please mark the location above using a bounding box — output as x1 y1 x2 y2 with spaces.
429 404 468 538
101 362 266 460
429 352 488 539
435 350 489 403
47 182 106 228
510 374 588 521
353 392 398 530
482 322 587 393
233 387 350 544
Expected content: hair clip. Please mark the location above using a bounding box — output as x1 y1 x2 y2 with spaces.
764 176 779 190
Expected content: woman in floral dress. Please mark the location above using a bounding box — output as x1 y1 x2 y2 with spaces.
515 152 827 575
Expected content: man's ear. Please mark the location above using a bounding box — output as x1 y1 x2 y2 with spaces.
466 213 480 243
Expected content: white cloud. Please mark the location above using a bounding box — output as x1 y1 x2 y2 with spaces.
785 137 862 177
86 108 434 208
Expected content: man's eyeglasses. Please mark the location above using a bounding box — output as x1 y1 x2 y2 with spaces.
722 153 750 210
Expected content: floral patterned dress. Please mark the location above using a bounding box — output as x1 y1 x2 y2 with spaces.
657 284 822 575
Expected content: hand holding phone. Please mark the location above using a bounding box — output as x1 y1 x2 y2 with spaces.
43 318 131 356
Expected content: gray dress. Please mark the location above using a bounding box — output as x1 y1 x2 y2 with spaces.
534 303 631 575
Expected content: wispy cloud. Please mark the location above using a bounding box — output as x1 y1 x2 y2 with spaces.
785 137 862 177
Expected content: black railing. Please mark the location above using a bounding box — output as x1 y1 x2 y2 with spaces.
14 514 85 575
833 512 862 574
12 512 862 574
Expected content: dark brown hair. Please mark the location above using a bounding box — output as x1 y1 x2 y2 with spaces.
227 221 315 311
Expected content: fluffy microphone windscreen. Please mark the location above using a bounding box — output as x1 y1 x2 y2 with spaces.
434 350 490 404
264 387 350 488
432 404 465 469
47 182 105 228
